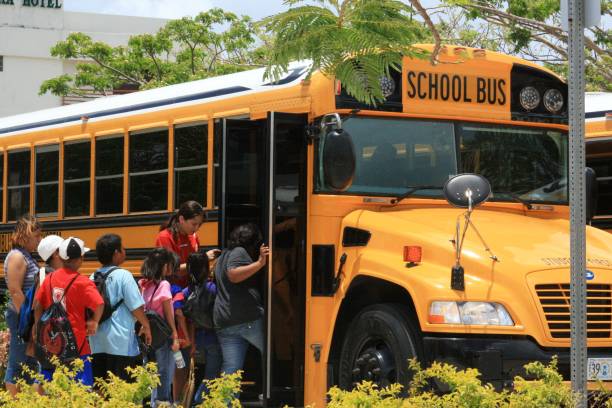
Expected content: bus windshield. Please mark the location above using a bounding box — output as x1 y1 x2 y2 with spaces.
317 117 568 205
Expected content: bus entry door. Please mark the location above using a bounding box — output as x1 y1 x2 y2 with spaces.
264 112 308 407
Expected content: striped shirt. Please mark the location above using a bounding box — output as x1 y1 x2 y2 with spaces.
5 248 38 308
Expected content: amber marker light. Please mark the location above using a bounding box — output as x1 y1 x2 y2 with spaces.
335 79 342 95
403 246 422 264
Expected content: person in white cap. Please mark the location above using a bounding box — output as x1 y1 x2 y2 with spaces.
37 234 63 272
33 237 104 387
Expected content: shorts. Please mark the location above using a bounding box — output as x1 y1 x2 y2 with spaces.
92 353 142 382
41 355 93 387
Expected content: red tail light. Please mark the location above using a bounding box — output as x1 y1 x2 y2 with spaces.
403 246 422 263
335 79 342 95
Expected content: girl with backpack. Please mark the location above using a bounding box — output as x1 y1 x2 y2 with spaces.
156 200 220 400
4 216 42 395
138 248 180 407
184 252 221 406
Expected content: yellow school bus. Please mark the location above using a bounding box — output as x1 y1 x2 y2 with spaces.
586 92 612 233
1 45 612 406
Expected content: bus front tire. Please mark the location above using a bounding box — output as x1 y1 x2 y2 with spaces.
338 303 421 390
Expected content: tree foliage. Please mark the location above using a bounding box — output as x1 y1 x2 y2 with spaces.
439 0 612 91
39 8 263 97
260 0 429 106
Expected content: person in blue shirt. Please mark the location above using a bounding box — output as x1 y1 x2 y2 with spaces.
89 233 152 382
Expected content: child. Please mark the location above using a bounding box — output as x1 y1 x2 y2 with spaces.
188 252 222 406
138 248 180 407
33 237 104 386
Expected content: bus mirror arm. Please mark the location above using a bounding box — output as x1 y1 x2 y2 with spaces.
332 253 348 293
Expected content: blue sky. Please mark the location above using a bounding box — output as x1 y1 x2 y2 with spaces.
65 0 294 20
64 0 439 20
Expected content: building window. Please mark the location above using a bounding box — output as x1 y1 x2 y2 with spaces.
174 123 207 208
95 135 124 215
7 149 30 221
35 145 59 217
64 140 90 217
129 128 168 212
0 56 3 72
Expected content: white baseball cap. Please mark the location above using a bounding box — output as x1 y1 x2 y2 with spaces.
37 235 63 262
59 237 90 260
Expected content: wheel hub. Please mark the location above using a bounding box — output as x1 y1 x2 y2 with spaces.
351 342 396 387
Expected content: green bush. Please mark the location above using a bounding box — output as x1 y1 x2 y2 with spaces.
1 356 610 407
327 358 597 408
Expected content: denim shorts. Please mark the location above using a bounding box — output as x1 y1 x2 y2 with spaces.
4 307 39 385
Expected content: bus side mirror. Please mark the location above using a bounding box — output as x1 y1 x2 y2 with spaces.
586 167 598 224
443 174 491 210
322 128 356 191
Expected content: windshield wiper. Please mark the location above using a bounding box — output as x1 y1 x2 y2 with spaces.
495 192 533 210
390 186 442 204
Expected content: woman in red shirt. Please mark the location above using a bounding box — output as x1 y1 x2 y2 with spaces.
155 200 219 403
156 200 219 286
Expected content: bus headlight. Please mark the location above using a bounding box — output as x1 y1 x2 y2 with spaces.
519 86 540 111
429 301 514 326
543 88 564 113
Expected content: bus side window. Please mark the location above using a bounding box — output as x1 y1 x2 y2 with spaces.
174 123 207 208
35 144 59 217
64 140 91 217
96 135 124 215
7 149 29 221
129 128 168 213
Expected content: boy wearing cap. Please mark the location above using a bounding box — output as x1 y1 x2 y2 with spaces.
37 234 63 272
33 237 104 386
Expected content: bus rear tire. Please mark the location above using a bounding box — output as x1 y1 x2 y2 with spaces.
338 303 421 391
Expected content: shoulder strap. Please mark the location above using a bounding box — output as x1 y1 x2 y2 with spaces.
58 274 80 304
102 266 120 278
144 281 162 310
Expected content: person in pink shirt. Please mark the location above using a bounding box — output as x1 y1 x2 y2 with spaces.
138 248 180 407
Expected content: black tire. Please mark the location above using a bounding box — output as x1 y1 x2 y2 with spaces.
338 303 422 390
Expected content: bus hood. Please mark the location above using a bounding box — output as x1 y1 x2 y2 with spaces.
350 207 612 274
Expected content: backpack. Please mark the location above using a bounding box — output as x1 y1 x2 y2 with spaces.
35 274 81 370
92 266 123 323
183 281 216 330
136 281 172 351
17 267 46 342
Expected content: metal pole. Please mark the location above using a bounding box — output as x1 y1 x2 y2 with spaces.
567 0 587 406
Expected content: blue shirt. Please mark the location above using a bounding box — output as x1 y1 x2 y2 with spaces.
88 266 145 357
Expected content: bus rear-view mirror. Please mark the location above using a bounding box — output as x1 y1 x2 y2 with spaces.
443 174 491 209
322 128 356 192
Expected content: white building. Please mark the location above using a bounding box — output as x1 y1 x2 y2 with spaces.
0 2 167 118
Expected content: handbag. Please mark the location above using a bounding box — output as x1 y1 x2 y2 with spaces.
137 281 172 351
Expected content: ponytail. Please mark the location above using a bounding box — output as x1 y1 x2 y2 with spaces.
159 200 205 238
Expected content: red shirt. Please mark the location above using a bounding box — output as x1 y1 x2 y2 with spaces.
155 228 199 264
156 229 199 287
35 268 104 356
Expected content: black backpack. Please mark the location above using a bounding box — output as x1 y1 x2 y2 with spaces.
35 274 81 370
93 266 123 323
183 281 216 330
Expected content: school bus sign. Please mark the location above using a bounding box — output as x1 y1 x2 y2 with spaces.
403 50 512 120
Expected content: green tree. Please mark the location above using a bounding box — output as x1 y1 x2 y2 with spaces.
440 0 612 91
261 0 428 106
39 8 261 97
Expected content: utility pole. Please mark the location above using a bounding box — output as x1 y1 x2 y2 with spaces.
563 0 601 406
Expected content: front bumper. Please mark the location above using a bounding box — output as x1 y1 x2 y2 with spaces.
423 335 612 387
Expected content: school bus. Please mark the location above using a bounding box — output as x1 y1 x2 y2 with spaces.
586 92 612 233
1 44 612 406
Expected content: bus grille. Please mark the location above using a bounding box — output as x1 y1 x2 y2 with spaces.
535 284 612 339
